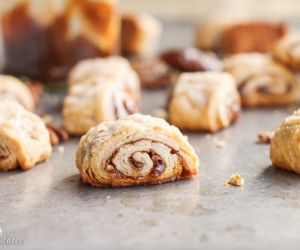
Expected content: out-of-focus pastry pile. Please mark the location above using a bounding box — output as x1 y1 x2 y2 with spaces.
2 8 300 185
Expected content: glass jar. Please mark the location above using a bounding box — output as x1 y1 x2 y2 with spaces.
0 0 120 81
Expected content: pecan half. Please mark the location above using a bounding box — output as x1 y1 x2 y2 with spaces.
46 124 69 145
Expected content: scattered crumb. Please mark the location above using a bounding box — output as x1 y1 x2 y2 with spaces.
106 195 111 200
257 131 274 144
226 174 245 186
153 108 168 120
213 137 226 148
57 146 64 153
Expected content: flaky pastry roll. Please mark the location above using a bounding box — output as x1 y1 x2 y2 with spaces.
121 12 162 57
195 19 287 54
272 34 300 71
270 109 300 174
223 53 299 107
0 75 34 111
0 101 52 171
76 114 199 187
169 72 241 132
63 77 139 135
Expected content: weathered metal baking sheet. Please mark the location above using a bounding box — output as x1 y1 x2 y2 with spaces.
1 22 300 250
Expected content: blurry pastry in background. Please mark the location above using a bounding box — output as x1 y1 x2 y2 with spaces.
272 34 300 71
160 47 222 72
270 109 300 174
169 72 240 132
121 12 162 57
0 100 52 171
1 0 120 81
195 18 236 52
131 58 172 88
223 53 299 107
0 75 34 111
195 19 287 55
63 77 139 136
68 56 140 100
76 114 199 187
221 21 287 54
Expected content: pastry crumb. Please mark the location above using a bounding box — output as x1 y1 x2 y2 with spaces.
57 146 64 153
153 108 168 120
226 174 244 186
213 137 226 148
106 195 111 200
257 131 274 144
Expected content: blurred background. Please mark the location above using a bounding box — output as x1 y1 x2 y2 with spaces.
121 0 300 22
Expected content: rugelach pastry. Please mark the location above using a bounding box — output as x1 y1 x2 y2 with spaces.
0 75 34 111
63 77 139 136
68 56 141 100
121 12 162 56
223 53 299 107
168 72 241 132
195 19 287 54
0 101 52 171
270 109 300 174
76 114 199 187
272 33 300 71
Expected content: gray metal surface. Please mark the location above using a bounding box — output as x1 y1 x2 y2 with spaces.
1 22 300 250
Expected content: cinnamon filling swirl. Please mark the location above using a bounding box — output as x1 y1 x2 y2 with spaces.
113 92 138 120
104 140 182 179
239 74 292 96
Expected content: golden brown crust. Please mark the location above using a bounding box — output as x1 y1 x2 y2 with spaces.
168 72 241 132
0 75 34 111
63 77 139 136
121 12 162 56
195 19 287 54
270 110 300 174
0 101 52 171
76 114 199 187
223 53 299 107
221 22 287 54
272 33 300 71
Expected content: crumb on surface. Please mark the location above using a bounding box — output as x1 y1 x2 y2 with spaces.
213 137 226 148
226 174 245 186
106 195 111 200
